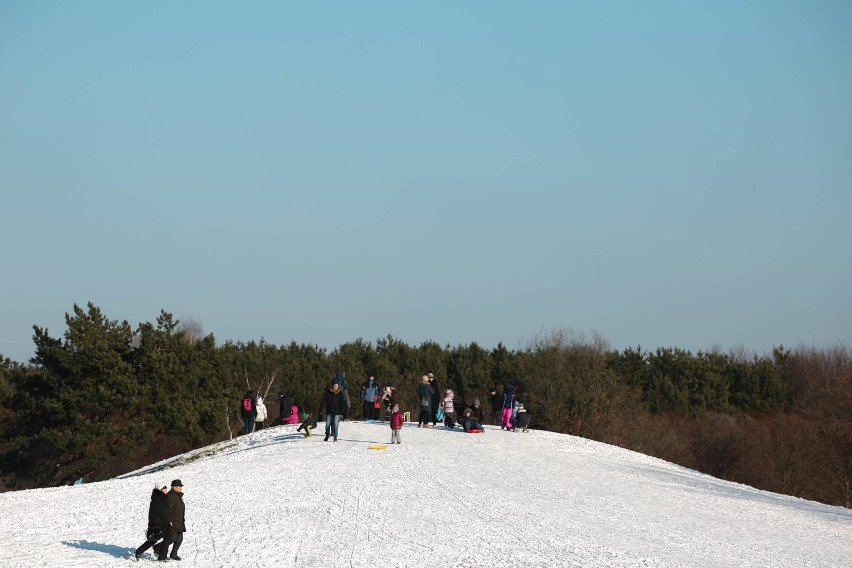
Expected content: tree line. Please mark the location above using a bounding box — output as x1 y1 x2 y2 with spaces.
1 303 849 508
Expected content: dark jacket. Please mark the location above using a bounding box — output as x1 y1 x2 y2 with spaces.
489 392 501 413
147 490 170 532
418 383 435 409
319 388 347 418
166 490 186 532
240 394 257 418
279 394 292 418
502 387 515 409
462 411 483 432
469 403 485 423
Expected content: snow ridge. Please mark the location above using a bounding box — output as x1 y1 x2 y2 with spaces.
1 422 850 567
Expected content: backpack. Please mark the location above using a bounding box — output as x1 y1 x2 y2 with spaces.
242 397 253 412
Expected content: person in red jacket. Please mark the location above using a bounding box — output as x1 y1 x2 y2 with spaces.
390 404 403 444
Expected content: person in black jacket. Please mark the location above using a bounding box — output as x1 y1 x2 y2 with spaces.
488 387 501 425
134 482 170 560
157 479 187 561
319 382 347 441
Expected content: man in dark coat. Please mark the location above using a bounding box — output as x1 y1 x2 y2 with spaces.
428 373 440 426
489 387 501 425
157 479 186 561
319 382 347 441
134 482 170 560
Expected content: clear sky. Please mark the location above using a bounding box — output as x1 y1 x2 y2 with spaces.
2 1 850 364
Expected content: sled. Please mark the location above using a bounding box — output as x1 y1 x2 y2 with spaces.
465 429 484 434
368 445 388 450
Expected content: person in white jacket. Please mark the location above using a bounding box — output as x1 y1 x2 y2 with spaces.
255 395 268 431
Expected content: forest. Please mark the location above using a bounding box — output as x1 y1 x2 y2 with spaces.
1 303 850 508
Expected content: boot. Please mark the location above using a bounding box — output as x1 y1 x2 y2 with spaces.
324 434 330 441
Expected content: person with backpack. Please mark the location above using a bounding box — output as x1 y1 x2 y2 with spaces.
500 384 516 430
417 375 435 428
361 375 380 421
319 381 347 441
240 390 257 435
133 482 170 560
428 373 440 426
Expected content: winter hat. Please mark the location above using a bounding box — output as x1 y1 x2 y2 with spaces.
473 398 480 405
427 372 434 378
392 404 399 413
446 389 452 394
155 481 168 491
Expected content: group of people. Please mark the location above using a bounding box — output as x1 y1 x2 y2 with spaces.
239 372 532 445
134 479 187 562
239 390 304 436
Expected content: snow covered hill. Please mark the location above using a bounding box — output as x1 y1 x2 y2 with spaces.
1 421 850 567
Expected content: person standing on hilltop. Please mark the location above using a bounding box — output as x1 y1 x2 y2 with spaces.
417 375 435 428
319 381 347 441
361 374 380 421
390 404 404 444
255 395 268 431
428 373 440 426
489 387 502 426
501 385 516 430
240 390 257 435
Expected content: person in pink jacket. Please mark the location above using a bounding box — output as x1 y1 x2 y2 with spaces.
285 405 300 425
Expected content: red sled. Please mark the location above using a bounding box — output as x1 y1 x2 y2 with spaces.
466 429 484 434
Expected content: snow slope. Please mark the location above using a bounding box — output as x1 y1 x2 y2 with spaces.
0 422 849 567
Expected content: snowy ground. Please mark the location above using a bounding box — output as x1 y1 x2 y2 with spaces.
0 421 850 567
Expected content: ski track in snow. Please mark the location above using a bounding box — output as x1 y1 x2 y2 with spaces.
0 422 850 567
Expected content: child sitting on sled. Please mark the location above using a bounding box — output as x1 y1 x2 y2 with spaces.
462 408 484 433
512 403 530 432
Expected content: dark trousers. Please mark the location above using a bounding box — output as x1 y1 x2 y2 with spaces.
242 415 255 435
135 535 161 558
418 407 431 426
158 529 183 559
362 401 378 420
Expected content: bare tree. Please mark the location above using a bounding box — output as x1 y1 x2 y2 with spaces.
177 317 204 344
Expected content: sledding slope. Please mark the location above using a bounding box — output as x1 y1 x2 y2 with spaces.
0 422 850 567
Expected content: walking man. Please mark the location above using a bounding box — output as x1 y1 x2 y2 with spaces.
319 381 347 441
156 479 186 561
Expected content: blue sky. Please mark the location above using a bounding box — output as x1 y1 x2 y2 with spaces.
2 1 850 363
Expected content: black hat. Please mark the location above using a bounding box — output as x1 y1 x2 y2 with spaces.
171 479 183 487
